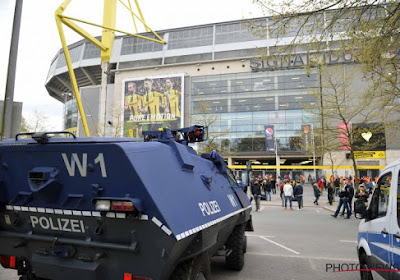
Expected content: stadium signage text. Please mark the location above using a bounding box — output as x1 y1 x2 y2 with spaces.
250 51 354 71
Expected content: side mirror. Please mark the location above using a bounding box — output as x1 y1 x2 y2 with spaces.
354 199 367 219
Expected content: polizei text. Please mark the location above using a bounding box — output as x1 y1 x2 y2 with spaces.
198 200 221 216
30 216 85 233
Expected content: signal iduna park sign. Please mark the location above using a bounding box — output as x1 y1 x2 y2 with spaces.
250 51 354 71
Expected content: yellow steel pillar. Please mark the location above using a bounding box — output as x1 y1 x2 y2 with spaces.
55 3 90 137
101 0 117 62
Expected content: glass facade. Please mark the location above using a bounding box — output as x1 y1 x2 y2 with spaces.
190 69 319 153
215 21 265 44
56 45 83 68
83 42 101 59
121 33 164 55
64 99 78 129
168 27 213 49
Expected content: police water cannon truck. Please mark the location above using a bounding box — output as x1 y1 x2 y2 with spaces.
0 126 253 280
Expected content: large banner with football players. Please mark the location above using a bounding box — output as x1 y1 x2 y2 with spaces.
122 75 184 137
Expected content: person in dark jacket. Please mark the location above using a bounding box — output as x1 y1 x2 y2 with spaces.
251 179 262 211
271 177 276 194
293 181 303 209
331 180 351 219
327 183 334 205
313 182 320 205
334 177 340 196
341 182 354 215
263 179 272 201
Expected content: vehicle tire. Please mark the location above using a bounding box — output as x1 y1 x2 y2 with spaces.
359 252 373 280
243 235 247 254
225 223 245 271
170 253 211 280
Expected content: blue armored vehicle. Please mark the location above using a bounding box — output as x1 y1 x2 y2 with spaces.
0 127 253 280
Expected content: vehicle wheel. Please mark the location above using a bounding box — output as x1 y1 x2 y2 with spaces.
359 252 373 280
243 235 247 254
170 253 211 280
225 223 245 271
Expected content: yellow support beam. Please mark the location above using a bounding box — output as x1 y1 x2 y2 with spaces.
101 0 117 62
60 18 107 51
133 0 148 31
127 0 138 33
55 0 165 137
115 0 164 42
55 16 90 137
60 15 165 44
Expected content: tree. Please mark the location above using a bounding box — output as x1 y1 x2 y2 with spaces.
192 101 232 155
21 109 53 132
251 0 400 100
249 1 400 182
306 64 392 185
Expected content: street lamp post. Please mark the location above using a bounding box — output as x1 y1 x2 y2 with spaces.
2 0 23 139
275 138 280 180
312 124 317 181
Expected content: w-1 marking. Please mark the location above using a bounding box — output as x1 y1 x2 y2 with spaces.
62 153 107 177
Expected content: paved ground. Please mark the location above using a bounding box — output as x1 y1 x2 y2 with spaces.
212 184 361 279
0 184 363 280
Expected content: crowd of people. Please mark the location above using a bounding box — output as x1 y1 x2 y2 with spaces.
237 173 375 217
237 174 305 211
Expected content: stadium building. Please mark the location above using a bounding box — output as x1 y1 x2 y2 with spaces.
45 13 397 180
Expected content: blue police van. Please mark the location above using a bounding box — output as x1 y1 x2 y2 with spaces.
356 159 400 279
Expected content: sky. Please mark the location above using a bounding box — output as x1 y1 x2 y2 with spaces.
0 0 264 130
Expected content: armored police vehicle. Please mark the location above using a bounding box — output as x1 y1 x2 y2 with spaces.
0 127 253 280
355 159 400 280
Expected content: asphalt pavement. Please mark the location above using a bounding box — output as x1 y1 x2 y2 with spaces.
0 184 362 280
212 184 362 279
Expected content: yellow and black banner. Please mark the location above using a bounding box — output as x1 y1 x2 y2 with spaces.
354 151 386 159
122 75 184 137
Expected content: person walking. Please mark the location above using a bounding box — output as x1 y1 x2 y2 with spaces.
313 182 320 205
251 179 262 211
293 180 303 209
342 181 354 215
327 182 334 205
271 176 277 194
331 180 351 219
318 177 324 195
279 181 284 199
263 178 272 201
283 180 294 210
334 177 340 197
